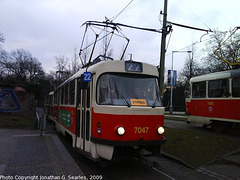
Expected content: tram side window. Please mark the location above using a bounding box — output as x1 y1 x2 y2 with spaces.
192 82 206 98
61 87 64 105
64 84 69 105
209 79 229 98
54 92 57 105
232 77 240 97
97 74 109 104
57 89 60 105
49 95 53 105
69 80 75 105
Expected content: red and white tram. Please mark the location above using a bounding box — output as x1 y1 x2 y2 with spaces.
185 68 240 130
45 59 165 160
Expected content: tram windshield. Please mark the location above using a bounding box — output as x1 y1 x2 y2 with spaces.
97 73 162 107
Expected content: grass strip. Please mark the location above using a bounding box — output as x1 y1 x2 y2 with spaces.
0 113 33 129
162 127 240 168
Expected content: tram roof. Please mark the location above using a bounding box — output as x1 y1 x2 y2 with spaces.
190 68 240 83
57 60 158 89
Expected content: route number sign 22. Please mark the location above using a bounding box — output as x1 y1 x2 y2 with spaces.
84 72 91 82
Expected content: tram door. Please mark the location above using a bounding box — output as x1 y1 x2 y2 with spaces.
76 77 91 153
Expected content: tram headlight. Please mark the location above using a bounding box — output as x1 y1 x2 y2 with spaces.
157 126 165 135
116 126 125 136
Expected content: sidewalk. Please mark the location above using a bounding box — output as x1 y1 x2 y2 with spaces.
0 128 84 179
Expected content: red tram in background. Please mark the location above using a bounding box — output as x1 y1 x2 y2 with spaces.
45 59 165 160
186 68 240 130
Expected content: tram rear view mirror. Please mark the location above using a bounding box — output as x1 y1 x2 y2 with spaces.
79 74 90 89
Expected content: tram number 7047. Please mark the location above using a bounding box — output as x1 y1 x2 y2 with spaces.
134 127 149 134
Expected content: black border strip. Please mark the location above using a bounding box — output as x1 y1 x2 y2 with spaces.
91 137 166 146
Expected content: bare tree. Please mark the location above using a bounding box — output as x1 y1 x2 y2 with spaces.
26 57 44 82
55 55 67 69
102 28 114 60
1 49 44 82
202 30 240 72
80 37 90 65
71 48 81 74
55 55 70 83
0 32 4 43
7 49 30 81
0 50 7 79
180 45 203 86
0 32 6 79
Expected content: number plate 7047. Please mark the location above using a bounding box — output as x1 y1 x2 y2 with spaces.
134 127 149 134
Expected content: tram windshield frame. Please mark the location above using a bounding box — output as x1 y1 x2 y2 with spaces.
96 73 162 107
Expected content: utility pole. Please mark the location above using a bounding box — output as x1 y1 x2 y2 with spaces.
159 0 168 97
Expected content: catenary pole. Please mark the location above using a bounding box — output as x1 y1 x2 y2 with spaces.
159 0 168 97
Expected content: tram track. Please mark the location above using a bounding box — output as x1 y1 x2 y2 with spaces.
58 131 179 179
151 153 238 180
196 167 236 180
57 127 215 179
152 167 176 180
49 118 239 180
142 155 218 180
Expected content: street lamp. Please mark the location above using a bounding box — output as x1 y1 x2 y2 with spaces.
169 50 191 114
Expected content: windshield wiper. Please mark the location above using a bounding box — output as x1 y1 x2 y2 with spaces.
121 95 131 107
152 90 160 108
114 85 131 107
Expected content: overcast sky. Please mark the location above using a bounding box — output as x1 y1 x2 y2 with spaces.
1 0 239 73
